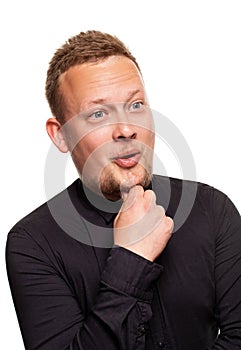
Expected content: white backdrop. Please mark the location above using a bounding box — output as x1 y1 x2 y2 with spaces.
1 1 240 348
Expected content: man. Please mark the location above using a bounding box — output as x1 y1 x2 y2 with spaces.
6 30 241 349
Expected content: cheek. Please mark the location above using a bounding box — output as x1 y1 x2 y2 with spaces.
81 132 108 158
73 132 108 168
139 128 155 149
149 133 155 149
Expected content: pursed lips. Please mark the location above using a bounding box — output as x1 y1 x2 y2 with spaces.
110 150 142 168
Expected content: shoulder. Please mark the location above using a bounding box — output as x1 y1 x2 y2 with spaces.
7 179 80 245
152 174 240 234
152 173 237 208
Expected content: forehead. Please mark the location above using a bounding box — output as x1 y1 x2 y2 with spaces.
60 56 146 115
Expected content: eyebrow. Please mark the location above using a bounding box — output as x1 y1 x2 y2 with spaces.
89 89 142 106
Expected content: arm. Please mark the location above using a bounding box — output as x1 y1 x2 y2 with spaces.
114 185 241 349
207 189 241 349
6 228 162 350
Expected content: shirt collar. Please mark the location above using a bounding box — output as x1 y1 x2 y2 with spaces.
76 178 152 225
77 180 120 224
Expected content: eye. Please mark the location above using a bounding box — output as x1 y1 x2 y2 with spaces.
130 101 144 111
90 110 105 119
86 107 109 123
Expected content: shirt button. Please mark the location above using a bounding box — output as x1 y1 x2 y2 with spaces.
158 342 165 348
138 324 145 335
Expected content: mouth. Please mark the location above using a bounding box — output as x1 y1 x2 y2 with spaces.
111 151 141 168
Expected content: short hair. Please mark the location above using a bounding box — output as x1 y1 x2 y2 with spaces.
45 30 140 123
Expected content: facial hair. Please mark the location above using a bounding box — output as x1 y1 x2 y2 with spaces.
87 161 153 201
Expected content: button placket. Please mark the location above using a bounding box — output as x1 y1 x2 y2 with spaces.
158 341 165 348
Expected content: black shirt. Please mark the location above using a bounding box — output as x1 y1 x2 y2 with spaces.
6 175 241 349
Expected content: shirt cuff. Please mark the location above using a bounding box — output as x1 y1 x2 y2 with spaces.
101 246 163 302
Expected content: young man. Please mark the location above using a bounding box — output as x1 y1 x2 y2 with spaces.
6 30 241 349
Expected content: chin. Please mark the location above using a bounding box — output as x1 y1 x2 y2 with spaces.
99 165 152 200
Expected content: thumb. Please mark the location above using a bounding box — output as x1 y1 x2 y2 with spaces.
120 185 144 212
114 186 140 227
121 191 129 201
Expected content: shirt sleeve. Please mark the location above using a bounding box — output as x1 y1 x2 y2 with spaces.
6 229 162 350
206 189 241 349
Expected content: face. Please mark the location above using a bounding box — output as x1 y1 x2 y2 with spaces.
58 56 155 200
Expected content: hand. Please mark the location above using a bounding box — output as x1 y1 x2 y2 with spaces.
114 185 173 262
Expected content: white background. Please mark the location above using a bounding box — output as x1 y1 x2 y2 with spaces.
1 1 240 348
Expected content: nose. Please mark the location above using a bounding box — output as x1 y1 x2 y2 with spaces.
112 122 137 141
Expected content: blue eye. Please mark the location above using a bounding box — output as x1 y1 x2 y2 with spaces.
130 101 144 111
93 111 104 118
90 110 105 119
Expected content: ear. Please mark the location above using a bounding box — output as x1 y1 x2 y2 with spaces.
46 117 69 153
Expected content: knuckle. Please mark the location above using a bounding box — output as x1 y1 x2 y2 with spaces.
144 189 156 201
164 216 174 231
156 205 165 217
135 185 144 193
